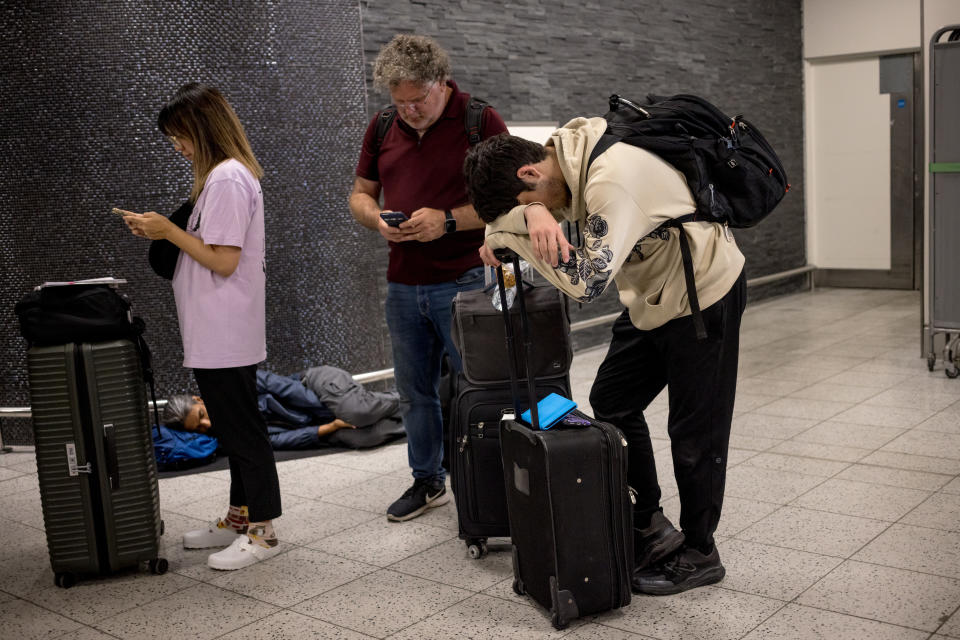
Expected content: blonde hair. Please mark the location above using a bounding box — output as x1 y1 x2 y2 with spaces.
158 83 264 202
372 34 451 91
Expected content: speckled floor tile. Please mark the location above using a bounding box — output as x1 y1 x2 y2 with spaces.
763 366 839 385
821 369 911 389
881 430 960 460
320 473 415 513
388 537 513 591
736 376 810 397
741 603 928 639
914 411 960 434
731 413 820 440
57 627 123 640
853 523 960 578
22 569 195 624
0 548 55 597
944 476 960 494
768 440 871 463
751 397 853 421
718 538 842 600
157 474 231 513
222 610 376 639
797 560 960 631
0 449 36 469
0 520 47 562
731 392 777 414
277 460 381 500
275 498 379 545
724 465 825 504
787 381 881 403
864 388 960 413
858 450 960 475
208 545 375 607
386 592 577 640
0 466 25 483
308 517 456 567
661 494 778 538
940 609 960 638
1 488 45 529
791 477 931 521
596 584 782 640
738 451 850 477
727 433 783 452
290 569 473 638
93 583 278 640
901 492 960 531
792 421 904 450
834 463 953 491
0 598 81 640
736 505 891 557
319 441 410 474
559 623 654 639
833 404 938 429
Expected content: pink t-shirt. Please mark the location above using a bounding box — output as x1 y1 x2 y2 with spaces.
172 159 266 368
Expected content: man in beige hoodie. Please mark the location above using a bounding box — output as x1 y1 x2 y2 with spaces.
463 122 746 595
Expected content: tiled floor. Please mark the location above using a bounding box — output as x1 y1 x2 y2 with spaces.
2 287 960 639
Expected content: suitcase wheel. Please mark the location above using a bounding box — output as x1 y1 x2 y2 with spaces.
466 539 488 560
550 610 569 630
149 557 169 575
512 578 525 596
54 572 77 589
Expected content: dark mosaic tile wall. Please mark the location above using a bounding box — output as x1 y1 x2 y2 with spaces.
359 0 806 346
0 1 381 442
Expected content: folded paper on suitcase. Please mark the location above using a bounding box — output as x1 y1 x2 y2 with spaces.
520 393 577 430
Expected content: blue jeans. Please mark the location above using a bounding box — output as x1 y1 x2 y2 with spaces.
386 266 485 482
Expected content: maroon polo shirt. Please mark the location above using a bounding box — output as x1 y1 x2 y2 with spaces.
356 80 508 285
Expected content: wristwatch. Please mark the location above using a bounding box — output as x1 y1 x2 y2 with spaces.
444 209 456 234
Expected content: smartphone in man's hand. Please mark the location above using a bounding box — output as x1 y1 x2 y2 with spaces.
379 211 406 227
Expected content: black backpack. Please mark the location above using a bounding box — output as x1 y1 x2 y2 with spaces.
371 96 489 155
586 93 790 338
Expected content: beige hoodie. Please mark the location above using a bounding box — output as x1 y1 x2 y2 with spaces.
484 117 745 331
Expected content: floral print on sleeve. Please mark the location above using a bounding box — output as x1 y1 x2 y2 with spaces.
556 213 614 302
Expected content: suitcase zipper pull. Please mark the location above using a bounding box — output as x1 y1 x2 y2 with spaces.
458 435 469 453
65 443 93 476
628 486 637 505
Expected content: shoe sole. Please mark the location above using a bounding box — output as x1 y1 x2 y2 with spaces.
634 565 725 596
635 529 685 570
207 544 282 570
386 492 450 522
183 533 242 549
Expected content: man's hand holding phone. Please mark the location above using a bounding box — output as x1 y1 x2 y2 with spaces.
378 210 414 242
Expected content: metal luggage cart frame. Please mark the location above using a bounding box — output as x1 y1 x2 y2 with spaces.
926 25 960 377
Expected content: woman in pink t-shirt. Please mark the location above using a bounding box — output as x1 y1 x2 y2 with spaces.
123 83 282 571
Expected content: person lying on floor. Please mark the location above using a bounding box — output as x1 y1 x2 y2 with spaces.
162 365 405 450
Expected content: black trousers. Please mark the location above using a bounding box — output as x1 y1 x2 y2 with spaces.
194 365 282 522
589 271 746 551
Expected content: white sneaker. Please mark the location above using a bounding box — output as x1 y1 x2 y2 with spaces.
207 534 281 570
183 520 244 549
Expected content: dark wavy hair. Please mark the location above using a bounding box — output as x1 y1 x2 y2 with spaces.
463 133 548 223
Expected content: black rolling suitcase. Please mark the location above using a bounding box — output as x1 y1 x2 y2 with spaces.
18 282 167 588
449 276 572 558
493 250 633 629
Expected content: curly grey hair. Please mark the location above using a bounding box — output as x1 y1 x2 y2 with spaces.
372 34 451 91
162 394 197 428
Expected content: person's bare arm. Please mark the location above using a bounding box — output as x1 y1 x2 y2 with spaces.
123 211 241 277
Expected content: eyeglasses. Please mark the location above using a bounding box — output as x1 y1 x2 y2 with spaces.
393 82 437 110
166 135 185 150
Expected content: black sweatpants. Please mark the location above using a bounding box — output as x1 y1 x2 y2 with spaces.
193 365 282 522
589 271 746 551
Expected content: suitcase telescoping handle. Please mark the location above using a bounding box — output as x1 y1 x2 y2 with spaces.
493 248 541 429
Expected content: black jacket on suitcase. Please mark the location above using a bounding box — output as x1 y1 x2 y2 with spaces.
492 250 633 629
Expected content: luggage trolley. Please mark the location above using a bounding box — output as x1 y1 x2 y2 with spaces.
926 25 960 377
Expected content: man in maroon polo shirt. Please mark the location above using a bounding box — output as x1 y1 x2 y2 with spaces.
349 34 508 522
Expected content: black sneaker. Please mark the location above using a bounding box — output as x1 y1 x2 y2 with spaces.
632 545 725 595
387 478 450 522
634 510 685 570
